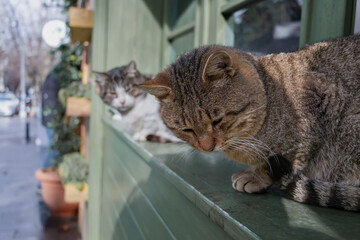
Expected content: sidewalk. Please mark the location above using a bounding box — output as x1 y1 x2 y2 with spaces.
0 116 80 240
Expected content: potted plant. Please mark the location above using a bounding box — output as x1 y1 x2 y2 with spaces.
35 168 79 216
59 152 89 203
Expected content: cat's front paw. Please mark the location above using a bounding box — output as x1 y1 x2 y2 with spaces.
133 132 148 141
231 170 272 193
112 114 122 121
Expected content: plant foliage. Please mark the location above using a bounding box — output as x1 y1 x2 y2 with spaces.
51 43 84 88
58 81 91 107
47 42 86 167
59 152 88 190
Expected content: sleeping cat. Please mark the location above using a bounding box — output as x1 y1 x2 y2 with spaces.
93 61 180 142
138 35 360 211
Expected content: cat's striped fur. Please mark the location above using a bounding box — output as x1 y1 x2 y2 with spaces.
139 35 360 211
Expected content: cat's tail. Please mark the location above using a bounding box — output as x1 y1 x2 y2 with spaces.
146 134 174 143
268 156 360 212
276 173 360 212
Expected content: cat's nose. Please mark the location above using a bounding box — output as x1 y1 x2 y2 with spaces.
198 135 215 152
120 100 126 105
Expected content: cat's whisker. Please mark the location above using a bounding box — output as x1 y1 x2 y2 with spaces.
241 137 279 167
231 142 267 160
240 137 275 155
227 141 261 160
220 140 234 151
227 144 266 168
235 141 273 174
171 144 190 161
176 150 190 162
226 144 255 162
170 143 193 157
233 137 272 153
245 103 266 115
232 136 279 165
174 143 191 152
232 137 269 150
229 140 273 174
230 139 268 158
174 148 196 165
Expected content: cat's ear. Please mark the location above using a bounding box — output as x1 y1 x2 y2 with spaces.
202 51 236 83
136 72 171 99
125 61 137 77
92 71 110 86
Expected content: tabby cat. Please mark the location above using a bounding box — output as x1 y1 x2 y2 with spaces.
93 61 179 142
138 35 360 211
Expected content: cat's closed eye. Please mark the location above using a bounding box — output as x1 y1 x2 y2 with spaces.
212 117 223 128
182 128 195 135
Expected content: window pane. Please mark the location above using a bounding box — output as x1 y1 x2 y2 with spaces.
230 0 302 56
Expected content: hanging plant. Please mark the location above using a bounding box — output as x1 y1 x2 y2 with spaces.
51 43 84 88
46 42 85 168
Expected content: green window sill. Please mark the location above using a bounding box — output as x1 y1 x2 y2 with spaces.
104 116 360 240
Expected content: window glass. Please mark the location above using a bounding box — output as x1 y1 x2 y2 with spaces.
230 0 302 56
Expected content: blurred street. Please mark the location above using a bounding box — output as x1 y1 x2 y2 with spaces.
0 115 79 240
0 115 43 239
0 1 83 239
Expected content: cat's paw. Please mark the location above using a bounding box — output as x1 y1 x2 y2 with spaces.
133 132 147 141
112 114 122 121
231 170 272 193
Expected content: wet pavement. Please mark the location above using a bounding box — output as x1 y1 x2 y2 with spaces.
0 115 80 240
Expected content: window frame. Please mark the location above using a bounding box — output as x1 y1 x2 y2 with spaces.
161 0 357 67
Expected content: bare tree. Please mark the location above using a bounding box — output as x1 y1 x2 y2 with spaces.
0 0 65 108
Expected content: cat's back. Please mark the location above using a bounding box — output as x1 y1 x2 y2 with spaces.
299 36 360 95
298 35 360 75
300 35 360 55
256 35 360 131
259 35 360 90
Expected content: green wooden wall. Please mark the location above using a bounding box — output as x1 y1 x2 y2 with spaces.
88 0 358 239
299 0 357 47
91 0 165 74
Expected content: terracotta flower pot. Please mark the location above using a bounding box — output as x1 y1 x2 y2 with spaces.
35 168 78 216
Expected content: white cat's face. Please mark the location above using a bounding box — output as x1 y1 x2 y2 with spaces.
94 62 149 113
111 85 136 112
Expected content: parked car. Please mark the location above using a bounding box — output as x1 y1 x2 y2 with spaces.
0 91 19 116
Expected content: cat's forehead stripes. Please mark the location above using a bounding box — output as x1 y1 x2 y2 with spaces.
109 71 136 90
115 81 129 90
108 66 137 88
169 47 212 108
167 46 233 129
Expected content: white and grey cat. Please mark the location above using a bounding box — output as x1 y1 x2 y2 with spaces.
93 61 180 142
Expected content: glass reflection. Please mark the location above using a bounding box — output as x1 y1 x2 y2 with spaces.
231 0 302 56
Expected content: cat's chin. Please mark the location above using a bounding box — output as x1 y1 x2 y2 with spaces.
193 145 222 153
117 106 133 113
